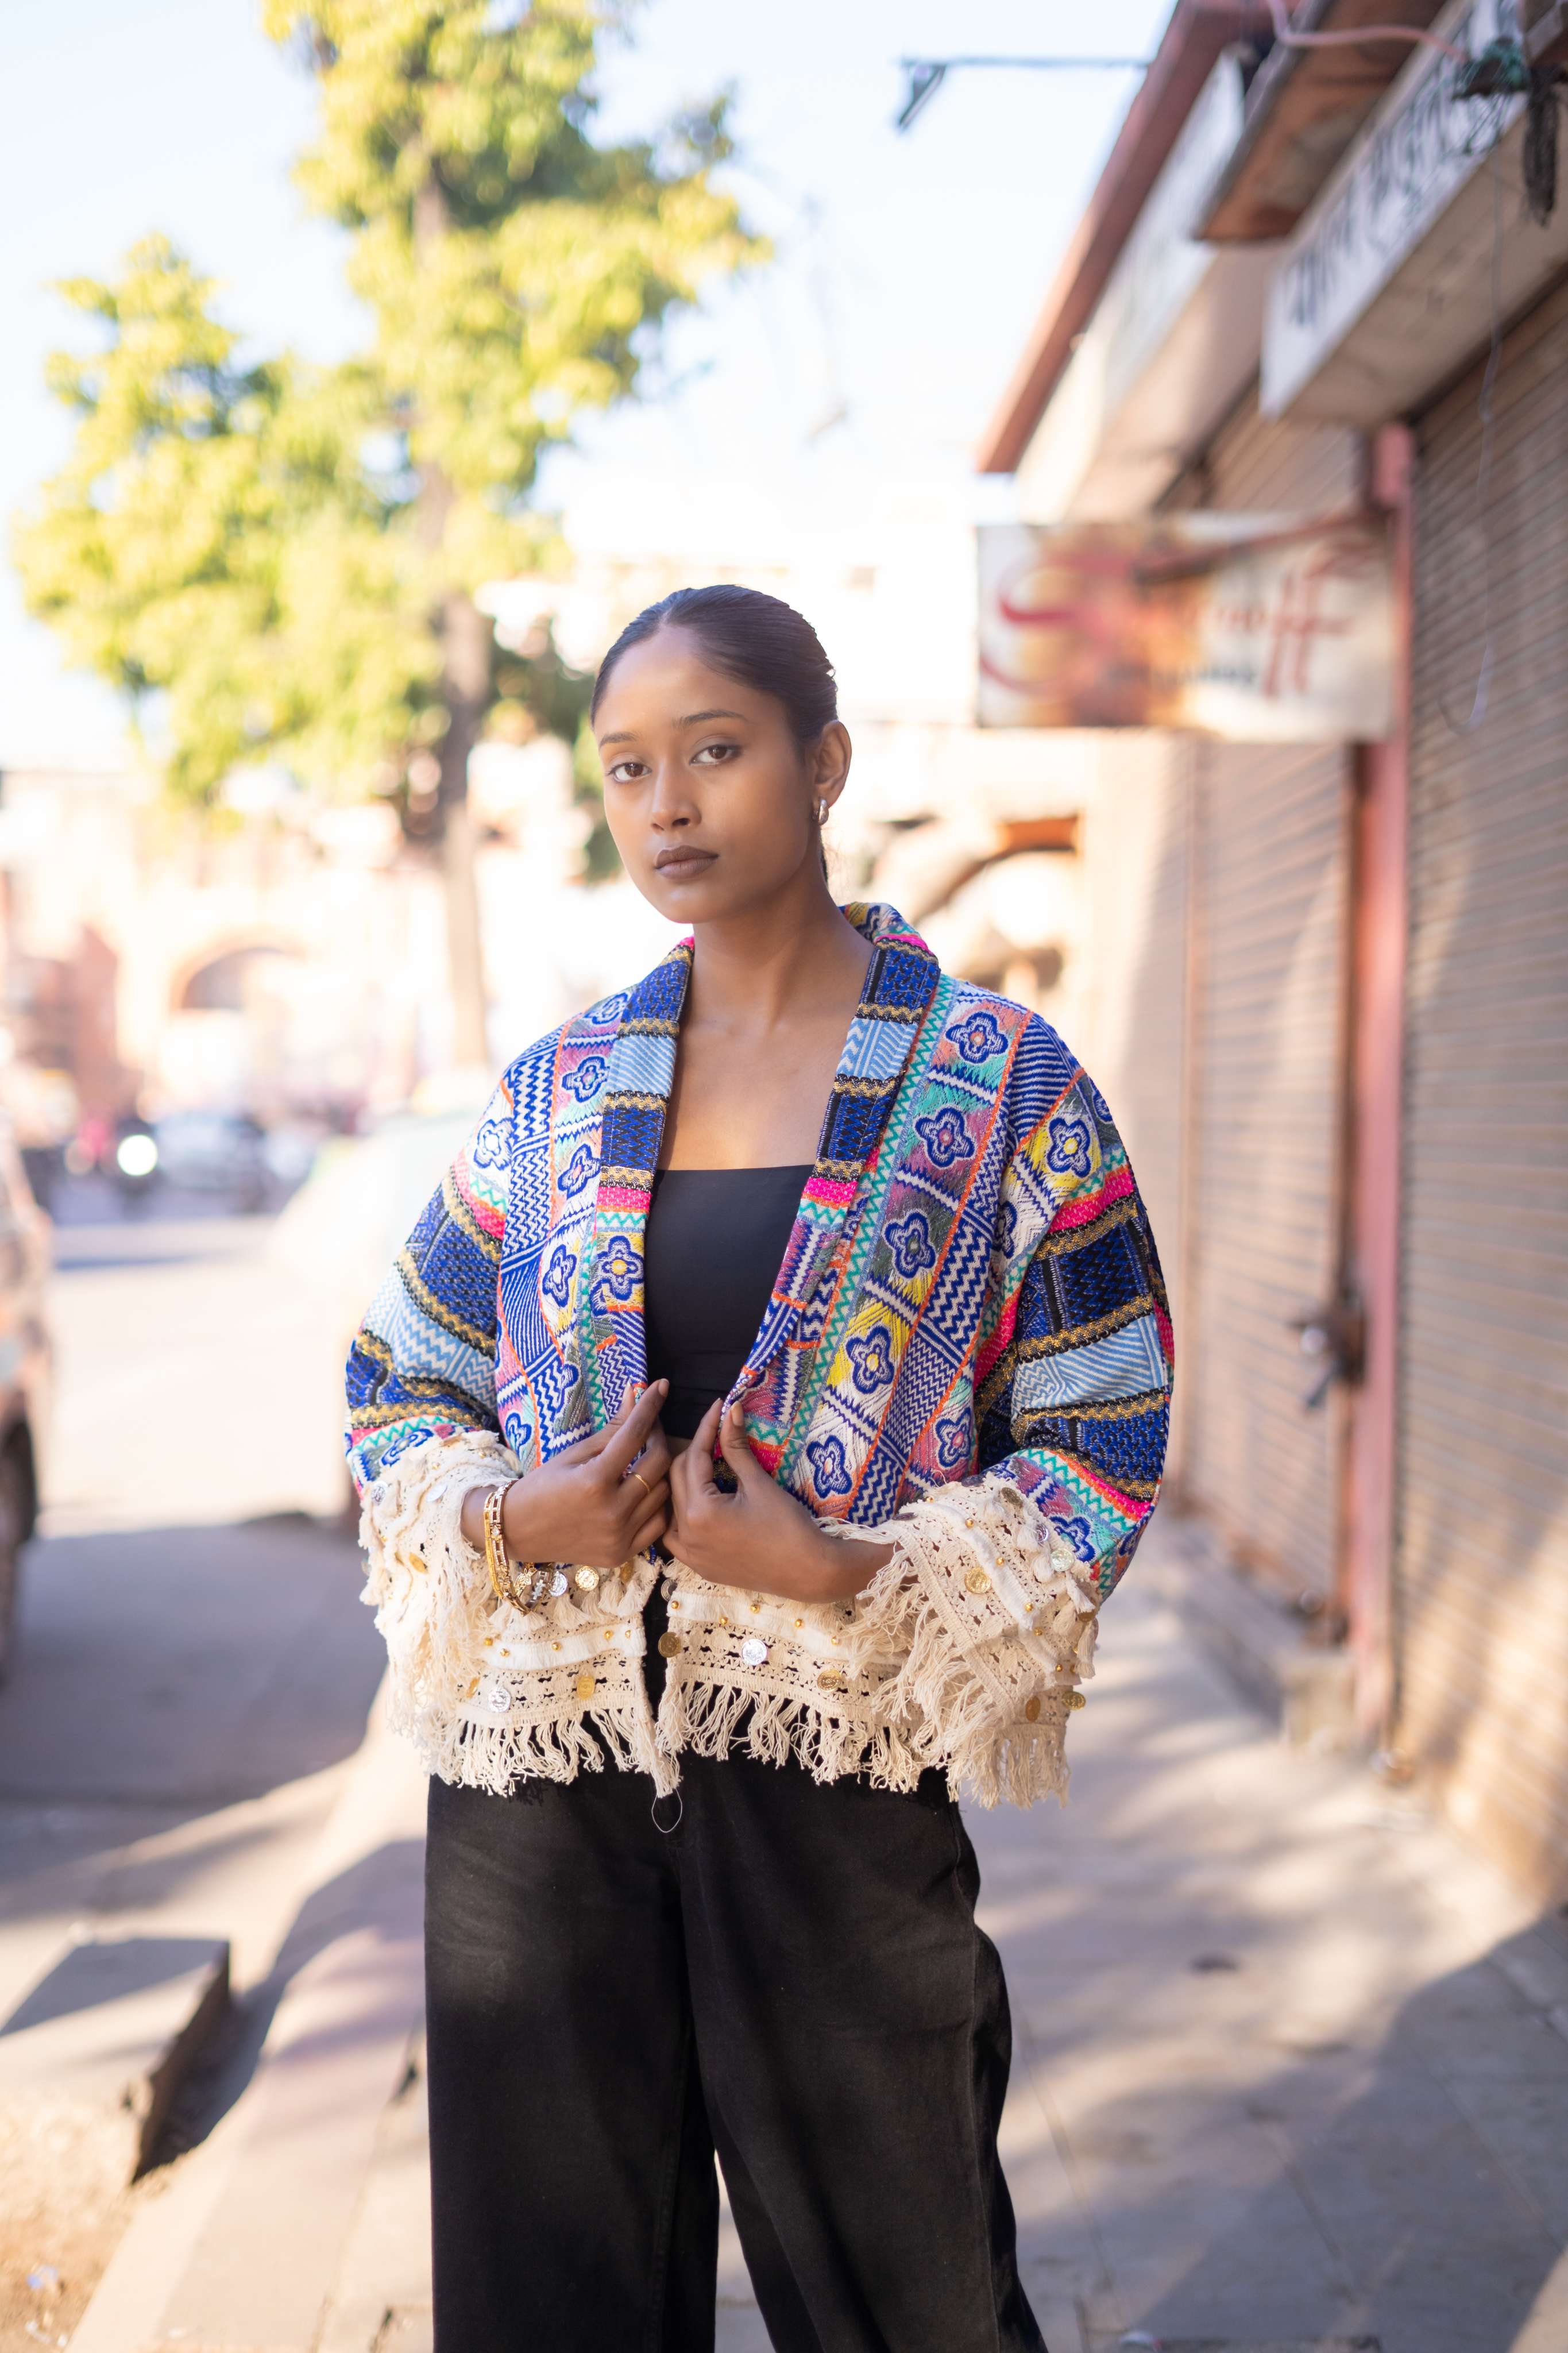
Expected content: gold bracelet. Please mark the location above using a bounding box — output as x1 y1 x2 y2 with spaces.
481 1482 513 1603
483 1479 552 1611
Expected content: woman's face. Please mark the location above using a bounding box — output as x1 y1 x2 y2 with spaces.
593 627 850 927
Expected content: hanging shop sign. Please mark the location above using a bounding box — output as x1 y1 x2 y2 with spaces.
1261 0 1532 421
976 515 1394 740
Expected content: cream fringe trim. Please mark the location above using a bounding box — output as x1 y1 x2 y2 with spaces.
357 1432 674 1797
360 1440 1101 1811
825 1482 1100 1808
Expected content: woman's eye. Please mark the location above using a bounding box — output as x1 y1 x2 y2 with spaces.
692 740 740 767
605 758 646 785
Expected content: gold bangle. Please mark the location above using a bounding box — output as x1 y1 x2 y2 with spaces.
482 1482 512 1603
484 1479 550 1611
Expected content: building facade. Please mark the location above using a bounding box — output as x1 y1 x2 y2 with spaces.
980 0 1568 1895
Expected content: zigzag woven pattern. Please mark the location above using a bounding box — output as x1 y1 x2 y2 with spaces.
346 905 1173 1601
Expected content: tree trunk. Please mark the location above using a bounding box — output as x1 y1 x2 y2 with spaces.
414 168 492 1071
436 587 493 1070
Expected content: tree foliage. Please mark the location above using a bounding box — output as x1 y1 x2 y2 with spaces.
16 1 758 812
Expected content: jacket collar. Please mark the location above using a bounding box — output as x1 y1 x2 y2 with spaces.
576 904 941 1425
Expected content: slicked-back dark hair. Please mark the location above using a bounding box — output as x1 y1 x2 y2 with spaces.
589 584 839 745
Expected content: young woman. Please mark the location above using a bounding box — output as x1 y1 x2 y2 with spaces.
347 585 1172 2353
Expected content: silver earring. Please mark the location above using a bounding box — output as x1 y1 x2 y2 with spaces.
816 801 828 825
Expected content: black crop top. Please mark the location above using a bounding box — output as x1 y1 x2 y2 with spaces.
643 1166 811 1440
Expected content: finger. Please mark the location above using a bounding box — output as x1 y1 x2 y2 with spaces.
620 1474 669 1527
717 1397 763 1488
629 1507 667 1554
668 1425 711 1529
598 1381 669 1477
634 1426 673 1478
689 1399 725 1488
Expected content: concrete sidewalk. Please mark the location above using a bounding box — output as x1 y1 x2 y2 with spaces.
75 1514 1568 2352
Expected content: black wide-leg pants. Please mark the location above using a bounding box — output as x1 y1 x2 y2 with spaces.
424 1747 1046 2353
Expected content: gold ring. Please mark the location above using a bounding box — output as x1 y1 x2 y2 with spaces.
627 1470 654 1500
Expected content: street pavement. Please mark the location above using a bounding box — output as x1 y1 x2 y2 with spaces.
0 1213 385 2350
4 1210 1567 2351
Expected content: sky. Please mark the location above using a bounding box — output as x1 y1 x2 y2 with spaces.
0 0 1173 766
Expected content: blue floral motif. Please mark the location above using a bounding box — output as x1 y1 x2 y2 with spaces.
934 1415 970 1468
914 1106 975 1170
805 1434 853 1498
994 1199 1018 1259
587 990 628 1025
589 1233 641 1309
846 1326 894 1394
886 1209 937 1280
470 1115 509 1169
947 1008 1008 1064
541 1244 576 1308
1045 1114 1092 1180
1053 1514 1098 1564
1086 1081 1113 1125
563 1054 606 1101
559 1142 599 1197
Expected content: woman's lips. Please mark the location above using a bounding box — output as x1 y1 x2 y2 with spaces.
652 850 717 880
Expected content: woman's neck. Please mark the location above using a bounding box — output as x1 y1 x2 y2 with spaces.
686 876 870 1035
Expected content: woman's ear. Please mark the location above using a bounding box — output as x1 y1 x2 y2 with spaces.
811 721 852 809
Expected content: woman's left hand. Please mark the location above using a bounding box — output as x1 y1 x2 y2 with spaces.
666 1398 893 1604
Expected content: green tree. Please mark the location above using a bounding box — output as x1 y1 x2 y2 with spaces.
16 1 757 1062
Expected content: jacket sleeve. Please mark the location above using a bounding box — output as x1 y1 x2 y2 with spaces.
344 1075 516 1495
842 1067 1172 1807
342 1073 527 1773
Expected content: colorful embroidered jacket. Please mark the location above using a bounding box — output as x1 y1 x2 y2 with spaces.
346 905 1172 1806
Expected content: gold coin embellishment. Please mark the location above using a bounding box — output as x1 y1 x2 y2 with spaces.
1067 1690 1087 1711
1024 1696 1042 1723
575 1671 597 1702
658 1631 684 1660
817 1668 847 1694
965 1568 992 1596
574 1567 600 1592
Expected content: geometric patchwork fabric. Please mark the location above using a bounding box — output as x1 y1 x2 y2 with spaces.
345 904 1173 1603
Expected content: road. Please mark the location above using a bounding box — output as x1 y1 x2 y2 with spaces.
0 1213 385 2348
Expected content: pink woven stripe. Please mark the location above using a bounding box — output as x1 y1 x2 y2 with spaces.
596 1182 651 1213
452 1162 505 1236
1052 1161 1135 1232
975 1294 1019 1384
804 1175 858 1208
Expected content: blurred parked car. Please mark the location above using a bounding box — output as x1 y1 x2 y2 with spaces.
269 1098 481 1518
0 1124 50 1679
153 1110 271 1211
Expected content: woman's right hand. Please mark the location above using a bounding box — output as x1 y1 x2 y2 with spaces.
470 1380 672 1571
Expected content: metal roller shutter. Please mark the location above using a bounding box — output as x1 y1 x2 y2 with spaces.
1401 273 1568 1892
1178 408 1361 1599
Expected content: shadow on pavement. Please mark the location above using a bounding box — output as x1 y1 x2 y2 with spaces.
1115 1914 1568 2353
0 1513 383 1899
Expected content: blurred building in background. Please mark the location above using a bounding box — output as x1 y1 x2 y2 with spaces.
489 475 1106 1040
978 0 1568 1897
